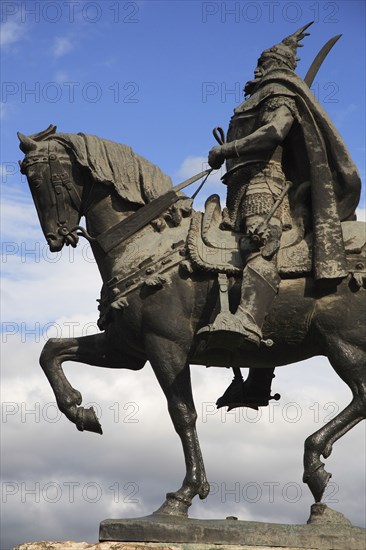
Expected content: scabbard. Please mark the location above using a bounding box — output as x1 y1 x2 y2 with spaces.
263 180 292 225
97 190 180 253
96 168 212 254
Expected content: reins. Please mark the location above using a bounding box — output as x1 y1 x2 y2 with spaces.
95 168 213 254
22 141 215 251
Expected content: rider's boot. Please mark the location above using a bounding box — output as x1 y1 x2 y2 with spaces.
230 254 281 349
200 254 280 351
216 367 280 410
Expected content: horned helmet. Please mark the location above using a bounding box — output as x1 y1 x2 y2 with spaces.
259 21 313 71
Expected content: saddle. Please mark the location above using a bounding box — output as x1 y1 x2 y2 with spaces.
187 195 366 280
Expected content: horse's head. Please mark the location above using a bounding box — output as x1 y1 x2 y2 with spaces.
18 126 82 252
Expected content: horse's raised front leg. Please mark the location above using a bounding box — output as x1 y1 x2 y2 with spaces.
303 339 366 502
145 334 209 517
40 333 144 434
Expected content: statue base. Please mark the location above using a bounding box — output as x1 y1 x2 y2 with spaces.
12 543 365 550
13 543 364 550
98 505 366 550
12 506 366 550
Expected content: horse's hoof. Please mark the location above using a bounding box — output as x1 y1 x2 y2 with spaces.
76 406 103 434
153 493 190 518
304 464 332 502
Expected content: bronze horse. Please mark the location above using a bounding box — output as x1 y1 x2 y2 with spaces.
18 126 366 518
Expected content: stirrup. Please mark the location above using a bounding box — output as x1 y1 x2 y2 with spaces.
196 311 261 351
216 375 281 411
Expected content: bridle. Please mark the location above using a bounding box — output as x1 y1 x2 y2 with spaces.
20 141 95 243
21 139 212 253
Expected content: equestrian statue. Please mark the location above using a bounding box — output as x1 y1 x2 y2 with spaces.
18 23 365 519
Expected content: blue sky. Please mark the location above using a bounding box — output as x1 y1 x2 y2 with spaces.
1 1 365 549
2 1 365 186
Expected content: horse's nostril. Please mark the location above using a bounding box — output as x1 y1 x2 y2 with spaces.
46 233 57 242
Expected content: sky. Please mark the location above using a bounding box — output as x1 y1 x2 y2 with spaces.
1 1 365 549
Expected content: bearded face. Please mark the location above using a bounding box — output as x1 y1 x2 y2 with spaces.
243 58 280 97
244 69 263 96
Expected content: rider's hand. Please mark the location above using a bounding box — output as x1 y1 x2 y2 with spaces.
249 225 271 242
208 146 225 169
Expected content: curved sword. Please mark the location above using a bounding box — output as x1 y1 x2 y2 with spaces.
304 34 342 87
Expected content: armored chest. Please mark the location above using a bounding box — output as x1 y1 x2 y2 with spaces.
227 108 260 142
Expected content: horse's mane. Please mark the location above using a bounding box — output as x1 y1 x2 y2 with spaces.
46 132 173 205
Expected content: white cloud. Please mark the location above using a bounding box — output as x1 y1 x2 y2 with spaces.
175 155 226 211
52 36 74 58
175 155 224 187
2 336 365 549
0 21 25 48
356 207 365 221
175 155 209 180
1 194 101 325
1 193 40 240
54 70 70 84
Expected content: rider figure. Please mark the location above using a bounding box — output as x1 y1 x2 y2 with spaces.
202 25 309 350
201 24 361 407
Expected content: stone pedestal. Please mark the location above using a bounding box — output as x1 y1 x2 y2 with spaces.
98 513 365 550
16 545 176 550
13 506 366 550
11 542 366 550
12 545 359 550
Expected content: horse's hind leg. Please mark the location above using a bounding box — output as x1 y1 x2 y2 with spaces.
40 333 143 434
303 339 366 502
145 334 209 517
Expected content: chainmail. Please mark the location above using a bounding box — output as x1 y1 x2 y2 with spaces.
225 160 292 231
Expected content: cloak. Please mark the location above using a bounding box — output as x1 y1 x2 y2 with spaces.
236 68 361 280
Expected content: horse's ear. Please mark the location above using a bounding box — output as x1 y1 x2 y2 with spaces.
30 124 57 141
17 132 38 153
